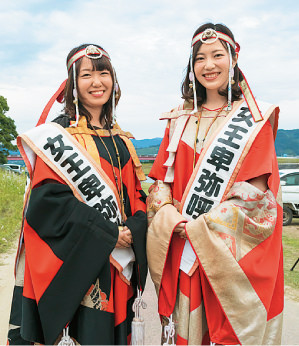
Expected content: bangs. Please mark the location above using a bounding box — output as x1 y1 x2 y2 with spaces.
91 56 113 73
75 55 113 76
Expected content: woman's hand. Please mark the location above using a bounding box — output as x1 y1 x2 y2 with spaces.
115 225 133 248
173 222 188 240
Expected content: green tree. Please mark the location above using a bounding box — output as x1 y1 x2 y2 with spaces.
0 96 18 164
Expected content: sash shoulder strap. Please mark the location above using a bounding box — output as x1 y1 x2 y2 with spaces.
160 101 194 120
18 123 122 223
181 99 277 218
119 135 146 181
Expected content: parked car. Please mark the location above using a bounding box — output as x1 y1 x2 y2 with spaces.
279 169 299 226
0 164 11 172
0 163 22 174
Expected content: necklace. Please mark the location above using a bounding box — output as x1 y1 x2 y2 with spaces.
89 120 126 223
193 102 228 169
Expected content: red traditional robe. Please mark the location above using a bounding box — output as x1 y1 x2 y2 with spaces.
147 100 283 345
8 116 148 345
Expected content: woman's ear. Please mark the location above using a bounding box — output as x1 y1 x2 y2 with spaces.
233 54 238 68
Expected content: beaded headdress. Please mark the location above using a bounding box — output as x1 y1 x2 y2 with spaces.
189 28 263 122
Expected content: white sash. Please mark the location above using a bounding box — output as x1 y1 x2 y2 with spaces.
179 100 274 274
18 123 135 282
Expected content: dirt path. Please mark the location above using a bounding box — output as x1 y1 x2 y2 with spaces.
0 245 161 345
0 247 15 344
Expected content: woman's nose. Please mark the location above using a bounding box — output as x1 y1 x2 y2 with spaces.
205 58 215 69
92 75 103 86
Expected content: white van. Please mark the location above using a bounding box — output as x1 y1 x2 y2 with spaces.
1 163 22 174
280 169 299 225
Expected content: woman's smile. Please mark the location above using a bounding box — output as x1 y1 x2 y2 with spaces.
203 72 220 80
90 90 105 97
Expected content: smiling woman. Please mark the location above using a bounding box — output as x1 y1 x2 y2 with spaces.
7 44 147 345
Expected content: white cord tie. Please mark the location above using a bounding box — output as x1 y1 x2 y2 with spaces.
163 314 175 345
132 288 147 320
58 326 75 346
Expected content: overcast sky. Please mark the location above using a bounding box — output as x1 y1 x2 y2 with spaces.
1 0 298 139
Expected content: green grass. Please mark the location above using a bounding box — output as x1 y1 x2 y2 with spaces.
282 226 299 301
141 162 154 195
0 170 26 254
141 182 151 196
136 145 160 156
278 157 299 163
141 162 153 176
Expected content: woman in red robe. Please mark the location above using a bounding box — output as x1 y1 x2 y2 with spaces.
147 23 283 345
7 44 147 345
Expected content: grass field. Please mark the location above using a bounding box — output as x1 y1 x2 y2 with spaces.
141 162 153 195
141 162 153 176
282 224 299 301
278 157 299 163
0 170 26 254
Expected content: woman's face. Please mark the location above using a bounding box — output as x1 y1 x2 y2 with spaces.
77 57 113 117
193 39 234 93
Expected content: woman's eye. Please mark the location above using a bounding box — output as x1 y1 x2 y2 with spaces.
81 73 91 77
215 54 224 58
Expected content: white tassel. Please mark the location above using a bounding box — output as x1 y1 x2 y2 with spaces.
112 68 118 125
163 314 176 345
131 289 147 345
189 47 198 114
58 326 75 346
131 317 145 345
227 43 233 111
70 62 80 128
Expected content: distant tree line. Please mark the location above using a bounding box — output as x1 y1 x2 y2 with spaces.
1 98 298 163
275 129 299 156
0 96 18 164
134 129 299 157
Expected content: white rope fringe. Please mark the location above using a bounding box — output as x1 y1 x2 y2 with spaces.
163 314 175 345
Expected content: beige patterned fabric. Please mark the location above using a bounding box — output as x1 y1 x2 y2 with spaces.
186 182 280 345
147 180 173 226
172 289 208 344
205 181 277 261
80 278 109 311
147 204 186 290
